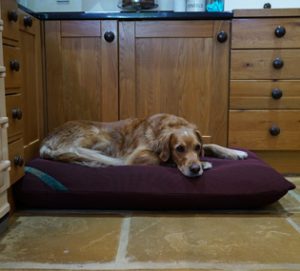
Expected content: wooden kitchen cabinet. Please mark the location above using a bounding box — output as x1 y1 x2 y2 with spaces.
119 20 230 145
44 20 230 145
229 10 300 173
19 8 44 161
44 20 119 132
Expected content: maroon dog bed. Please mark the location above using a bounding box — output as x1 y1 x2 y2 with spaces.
13 150 295 210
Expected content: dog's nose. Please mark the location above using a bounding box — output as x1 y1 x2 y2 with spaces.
189 164 201 174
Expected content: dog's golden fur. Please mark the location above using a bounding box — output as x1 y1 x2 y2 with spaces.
40 113 247 177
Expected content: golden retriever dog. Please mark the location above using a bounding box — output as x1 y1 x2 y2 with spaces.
40 113 247 177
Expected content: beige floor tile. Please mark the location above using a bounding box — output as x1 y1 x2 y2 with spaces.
127 214 300 263
0 215 122 263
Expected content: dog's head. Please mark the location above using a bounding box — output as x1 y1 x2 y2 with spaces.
159 128 204 177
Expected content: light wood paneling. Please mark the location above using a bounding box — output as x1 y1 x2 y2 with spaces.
232 18 300 49
230 80 300 109
120 20 230 145
19 10 44 161
61 21 101 37
231 49 300 80
3 45 22 90
6 93 23 141
229 110 300 150
45 20 118 132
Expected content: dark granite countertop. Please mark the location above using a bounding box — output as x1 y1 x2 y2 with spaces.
19 5 233 21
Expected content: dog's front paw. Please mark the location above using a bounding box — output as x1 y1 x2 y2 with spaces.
202 161 213 170
233 150 248 160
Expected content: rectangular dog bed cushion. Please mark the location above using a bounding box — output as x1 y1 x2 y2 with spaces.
13 150 295 210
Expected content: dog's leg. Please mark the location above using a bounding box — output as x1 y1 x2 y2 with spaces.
40 145 124 167
125 147 160 165
203 144 248 160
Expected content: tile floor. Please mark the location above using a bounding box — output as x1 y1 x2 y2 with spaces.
0 177 299 271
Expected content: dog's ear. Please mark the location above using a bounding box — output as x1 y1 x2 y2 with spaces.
194 129 204 157
159 133 172 162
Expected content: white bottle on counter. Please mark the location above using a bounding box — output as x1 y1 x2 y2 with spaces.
186 0 205 11
173 0 186 11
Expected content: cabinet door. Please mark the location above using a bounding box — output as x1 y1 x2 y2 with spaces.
119 21 230 145
45 20 118 132
19 10 43 160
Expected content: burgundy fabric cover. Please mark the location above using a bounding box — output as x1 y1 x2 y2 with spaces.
14 151 295 210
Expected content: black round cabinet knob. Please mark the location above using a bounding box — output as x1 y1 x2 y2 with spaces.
271 88 283 100
14 156 24 167
275 26 286 38
10 60 20 71
12 108 23 120
8 10 18 22
104 31 115 43
273 58 284 69
264 3 272 8
24 16 33 27
269 125 281 136
217 31 228 43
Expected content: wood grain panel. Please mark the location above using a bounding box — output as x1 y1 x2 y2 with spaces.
20 13 44 161
6 94 23 141
230 80 300 109
231 49 300 80
45 20 118 132
136 21 214 38
229 110 300 150
255 151 300 174
234 9 300 18
3 45 22 90
232 18 300 49
1 0 19 42
119 21 136 119
61 21 101 37
8 138 24 185
120 20 230 145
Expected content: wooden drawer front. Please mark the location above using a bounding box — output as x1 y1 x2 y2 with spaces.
1 0 19 42
229 110 300 150
231 49 300 80
232 18 300 49
230 80 300 109
8 138 24 185
3 45 22 90
6 94 23 140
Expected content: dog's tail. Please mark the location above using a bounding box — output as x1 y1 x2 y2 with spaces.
40 145 124 167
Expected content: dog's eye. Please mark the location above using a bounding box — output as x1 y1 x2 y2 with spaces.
176 145 185 153
195 144 201 151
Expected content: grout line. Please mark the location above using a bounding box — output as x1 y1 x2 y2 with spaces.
1 261 300 270
286 217 300 234
115 216 131 263
289 190 300 203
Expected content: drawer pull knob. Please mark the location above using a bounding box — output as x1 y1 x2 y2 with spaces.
12 108 23 120
104 31 115 43
23 16 33 27
271 88 283 100
275 26 286 38
263 3 272 8
14 156 24 167
217 31 228 43
10 60 20 71
269 125 280 136
273 58 284 69
7 10 18 22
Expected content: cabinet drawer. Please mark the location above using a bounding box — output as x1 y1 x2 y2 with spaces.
1 0 19 42
229 110 300 150
6 94 23 140
230 80 300 109
232 18 300 49
231 49 300 80
8 138 24 185
3 45 22 90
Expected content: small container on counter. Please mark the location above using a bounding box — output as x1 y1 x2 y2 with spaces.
206 0 224 11
186 0 205 11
